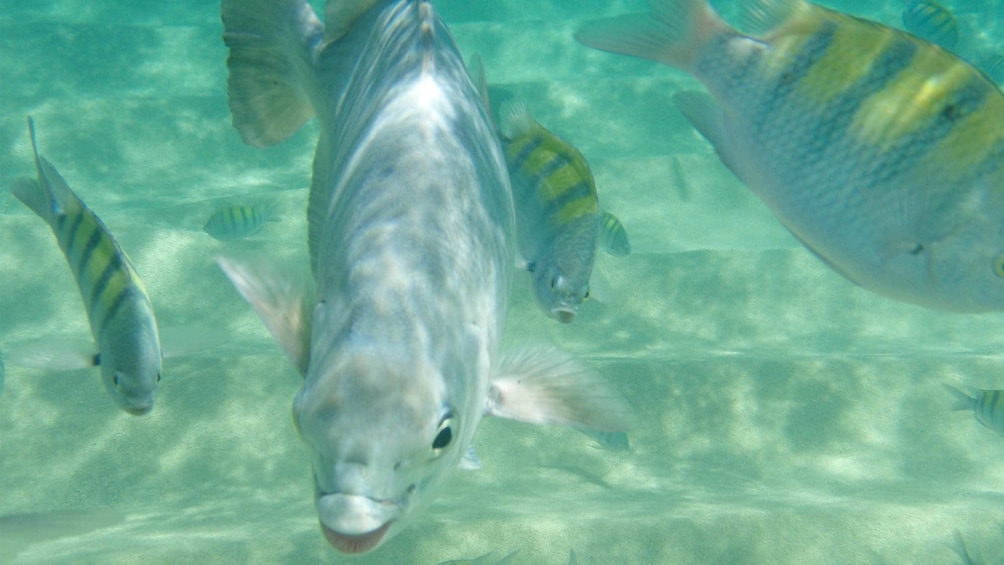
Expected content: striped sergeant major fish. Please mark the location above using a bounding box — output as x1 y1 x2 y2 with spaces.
945 385 1004 436
576 0 1004 313
10 117 161 415
901 0 958 51
203 204 277 240
218 0 633 554
498 97 628 323
599 210 631 257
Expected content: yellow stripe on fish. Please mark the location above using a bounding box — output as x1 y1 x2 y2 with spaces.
11 117 161 415
576 0 1004 312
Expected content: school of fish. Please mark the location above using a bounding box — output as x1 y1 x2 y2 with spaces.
3 0 1003 558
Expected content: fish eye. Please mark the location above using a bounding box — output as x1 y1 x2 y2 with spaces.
994 254 1004 279
432 414 455 454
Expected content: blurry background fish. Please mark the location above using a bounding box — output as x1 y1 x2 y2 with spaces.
203 204 278 241
945 385 1004 436
901 0 959 51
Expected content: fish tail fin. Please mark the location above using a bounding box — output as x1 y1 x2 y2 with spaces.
216 254 315 376
943 383 975 411
12 117 82 226
487 345 634 432
574 0 728 70
221 0 324 147
497 97 535 140
598 210 631 256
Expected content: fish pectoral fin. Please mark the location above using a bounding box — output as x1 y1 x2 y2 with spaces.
216 254 315 376
3 337 98 371
458 445 481 470
486 346 634 432
585 267 614 305
221 0 324 147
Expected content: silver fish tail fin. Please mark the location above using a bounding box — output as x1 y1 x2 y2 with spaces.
487 345 634 432
221 0 325 147
943 383 976 411
216 255 315 375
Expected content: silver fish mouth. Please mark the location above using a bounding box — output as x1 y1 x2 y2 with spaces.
320 520 392 554
124 403 152 416
550 307 577 324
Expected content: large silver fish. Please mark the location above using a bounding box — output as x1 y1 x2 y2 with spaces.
219 0 632 554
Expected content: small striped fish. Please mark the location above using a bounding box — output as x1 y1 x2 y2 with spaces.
577 0 1004 312
499 97 601 323
599 210 631 256
945 385 1004 436
11 117 161 415
901 0 958 51
203 205 274 240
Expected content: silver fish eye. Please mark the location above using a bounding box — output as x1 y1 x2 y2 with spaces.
432 413 455 454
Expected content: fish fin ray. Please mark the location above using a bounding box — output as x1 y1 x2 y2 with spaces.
943 383 976 411
498 97 534 140
324 0 383 44
574 0 725 70
487 345 634 432
216 255 314 376
740 0 807 36
459 445 481 470
586 267 613 305
221 0 324 147
3 337 98 371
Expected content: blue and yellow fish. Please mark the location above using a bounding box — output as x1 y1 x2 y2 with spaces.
945 385 1004 436
203 204 276 240
11 117 161 415
599 210 631 256
901 0 958 51
577 0 1004 312
499 97 627 323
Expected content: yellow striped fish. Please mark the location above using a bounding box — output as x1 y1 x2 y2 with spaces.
203 204 275 240
11 117 161 415
577 0 1004 312
599 210 631 256
901 0 958 51
499 97 600 323
945 385 1004 436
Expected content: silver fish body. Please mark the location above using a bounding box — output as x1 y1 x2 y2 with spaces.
221 0 632 554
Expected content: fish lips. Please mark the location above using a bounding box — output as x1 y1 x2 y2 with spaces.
549 306 578 324
315 492 400 554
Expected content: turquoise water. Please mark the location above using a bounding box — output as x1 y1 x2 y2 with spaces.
1 0 1003 563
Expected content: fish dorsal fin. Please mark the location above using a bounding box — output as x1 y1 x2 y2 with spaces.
324 0 385 43
221 0 324 147
740 0 808 36
467 53 492 121
497 97 535 140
